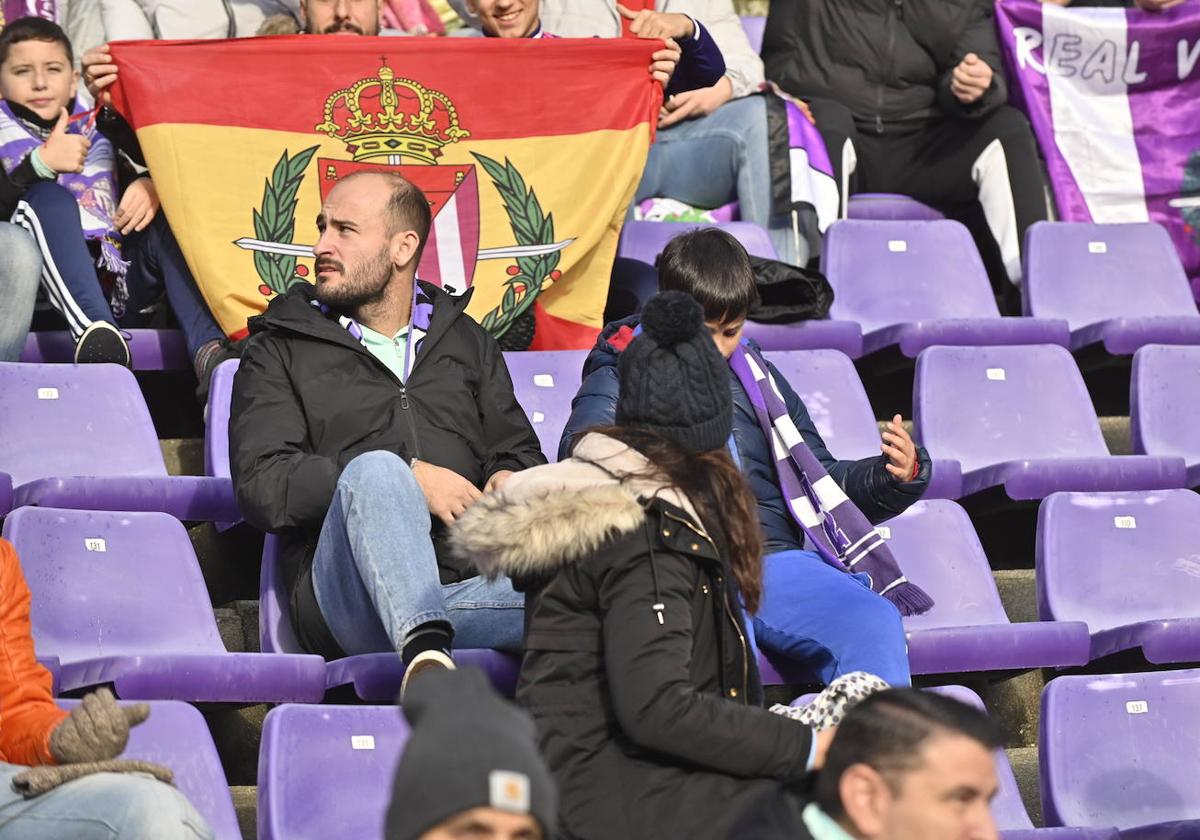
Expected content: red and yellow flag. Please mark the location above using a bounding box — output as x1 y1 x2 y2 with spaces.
109 36 662 349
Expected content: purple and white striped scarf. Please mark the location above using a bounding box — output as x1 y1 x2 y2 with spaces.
729 343 933 617
0 101 128 313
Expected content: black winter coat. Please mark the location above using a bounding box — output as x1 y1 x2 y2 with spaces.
229 281 545 657
454 436 814 839
762 0 1009 132
560 318 930 553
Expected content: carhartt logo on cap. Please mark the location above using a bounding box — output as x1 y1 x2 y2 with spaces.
488 770 531 814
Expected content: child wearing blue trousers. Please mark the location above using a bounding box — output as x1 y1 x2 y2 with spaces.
560 227 933 687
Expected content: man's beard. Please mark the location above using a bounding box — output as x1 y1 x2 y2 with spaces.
322 20 364 33
313 248 395 311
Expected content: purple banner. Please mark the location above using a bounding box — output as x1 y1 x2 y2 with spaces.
997 0 1200 299
0 0 58 26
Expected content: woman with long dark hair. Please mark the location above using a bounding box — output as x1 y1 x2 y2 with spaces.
451 292 820 839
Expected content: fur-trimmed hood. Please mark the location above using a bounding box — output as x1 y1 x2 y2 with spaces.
450 433 701 580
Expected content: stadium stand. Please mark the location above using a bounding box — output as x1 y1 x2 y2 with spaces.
20 327 191 370
502 350 588 464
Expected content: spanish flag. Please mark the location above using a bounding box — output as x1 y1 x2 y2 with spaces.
108 36 663 349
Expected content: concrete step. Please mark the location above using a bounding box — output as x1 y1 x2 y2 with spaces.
231 785 257 840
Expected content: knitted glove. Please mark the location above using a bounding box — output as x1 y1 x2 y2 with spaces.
11 760 173 799
49 688 150 765
770 671 891 730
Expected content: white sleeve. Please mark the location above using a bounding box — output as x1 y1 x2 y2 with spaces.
99 0 155 40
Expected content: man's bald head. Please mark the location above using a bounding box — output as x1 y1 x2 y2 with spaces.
335 170 432 263
300 0 383 35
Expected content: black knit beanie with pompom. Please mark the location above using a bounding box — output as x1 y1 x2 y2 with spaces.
616 290 733 453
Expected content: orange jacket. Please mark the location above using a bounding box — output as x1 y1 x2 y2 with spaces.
0 539 68 766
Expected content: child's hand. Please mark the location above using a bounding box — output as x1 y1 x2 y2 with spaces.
881 414 919 482
114 177 160 235
39 109 90 174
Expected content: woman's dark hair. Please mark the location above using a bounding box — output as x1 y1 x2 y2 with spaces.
656 227 760 325
0 17 73 66
576 425 764 613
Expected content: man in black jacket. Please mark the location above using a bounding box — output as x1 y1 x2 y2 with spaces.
762 0 1048 303
229 171 545 689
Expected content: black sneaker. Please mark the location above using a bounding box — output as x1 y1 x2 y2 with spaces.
195 339 245 404
74 321 131 367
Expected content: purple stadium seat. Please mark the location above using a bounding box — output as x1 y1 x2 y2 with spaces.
618 220 778 263
825 220 1070 358
204 359 240 479
3 507 326 703
259 704 406 840
889 500 1089 673
1131 345 1200 488
20 328 190 370
59 698 242 840
1041 669 1200 834
1037 490 1200 664
743 320 864 358
1024 222 1200 355
739 14 765 52
0 363 239 521
503 350 587 463
846 193 946 221
260 535 519 702
913 345 1186 500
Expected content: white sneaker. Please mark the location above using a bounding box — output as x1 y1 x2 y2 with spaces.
399 649 456 703
74 321 131 368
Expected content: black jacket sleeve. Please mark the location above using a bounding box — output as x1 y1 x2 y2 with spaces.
599 547 814 782
0 155 50 218
229 336 358 532
936 2 1008 119
97 106 146 167
477 329 548 478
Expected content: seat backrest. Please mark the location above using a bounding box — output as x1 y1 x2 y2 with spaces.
1041 669 1200 830
845 193 946 222
260 535 305 655
3 507 225 661
205 359 241 478
0 362 166 486
60 698 242 840
884 500 1011 630
1024 222 1198 329
259 704 409 840
824 220 998 331
913 345 1107 473
739 15 765 52
504 350 588 463
617 221 778 266
762 349 880 459
1036 490 1200 631
1131 344 1200 463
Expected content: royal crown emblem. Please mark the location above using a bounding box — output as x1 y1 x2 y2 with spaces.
314 61 471 164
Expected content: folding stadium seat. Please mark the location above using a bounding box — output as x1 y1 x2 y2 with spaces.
204 358 240 480
258 704 407 840
260 535 519 702
845 193 945 221
0 362 239 520
3 506 326 703
58 698 243 840
1041 669 1200 835
1024 222 1200 356
1037 490 1200 665
764 348 962 498
740 14 766 52
503 350 587 463
618 220 865 357
825 220 1069 358
1131 345 1200 488
20 328 191 370
913 345 1186 501
891 500 1090 674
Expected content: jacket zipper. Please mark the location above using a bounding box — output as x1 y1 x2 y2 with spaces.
398 383 423 461
876 0 902 135
662 510 749 701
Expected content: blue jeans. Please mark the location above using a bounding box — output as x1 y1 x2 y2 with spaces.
11 182 223 357
0 764 212 839
311 451 525 655
635 95 804 265
753 549 912 687
0 223 40 362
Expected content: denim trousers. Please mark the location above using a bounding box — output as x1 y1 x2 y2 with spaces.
0 223 40 362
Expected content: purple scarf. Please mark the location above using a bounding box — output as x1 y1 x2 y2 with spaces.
729 343 933 617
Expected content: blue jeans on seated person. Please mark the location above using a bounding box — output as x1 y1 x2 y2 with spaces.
311 451 525 656
0 764 213 839
634 94 805 266
0 223 40 362
752 549 912 687
12 181 223 358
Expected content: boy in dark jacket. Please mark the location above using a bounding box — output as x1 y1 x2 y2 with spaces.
229 170 545 694
762 0 1047 298
560 228 929 686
